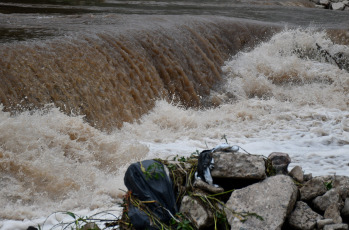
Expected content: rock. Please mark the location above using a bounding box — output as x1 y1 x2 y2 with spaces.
324 203 342 224
289 166 304 183
211 151 266 180
323 224 348 230
313 189 341 212
331 2 345 10
318 219 335 229
341 198 349 218
320 0 330 5
193 179 224 194
80 223 101 230
344 0 349 5
27 227 38 230
225 175 297 230
304 173 313 182
288 201 323 230
300 177 327 201
179 196 213 229
267 152 291 175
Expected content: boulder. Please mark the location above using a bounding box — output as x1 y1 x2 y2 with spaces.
289 166 304 183
225 175 297 230
211 151 266 180
313 189 342 212
268 152 291 175
331 2 345 10
179 196 213 229
324 203 342 224
288 201 323 230
300 177 327 201
323 224 348 230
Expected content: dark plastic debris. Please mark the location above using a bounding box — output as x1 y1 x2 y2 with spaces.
124 160 178 229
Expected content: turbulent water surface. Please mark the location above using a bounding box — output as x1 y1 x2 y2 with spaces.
1 0 349 229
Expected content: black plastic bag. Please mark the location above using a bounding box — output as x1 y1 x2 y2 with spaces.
124 160 178 229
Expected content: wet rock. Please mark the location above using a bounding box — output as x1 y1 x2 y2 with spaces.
324 203 342 224
211 151 266 180
225 175 297 230
318 219 335 229
268 152 291 175
288 201 323 230
300 177 327 200
193 179 224 194
313 189 341 212
323 223 348 230
289 165 304 183
331 2 345 9
179 196 213 229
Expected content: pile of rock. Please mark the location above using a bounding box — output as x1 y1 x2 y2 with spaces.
310 0 349 10
179 151 349 230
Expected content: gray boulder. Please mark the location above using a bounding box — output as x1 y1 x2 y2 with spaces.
211 151 266 180
288 201 323 230
300 177 327 201
179 195 213 229
268 152 291 175
313 189 342 212
225 175 297 230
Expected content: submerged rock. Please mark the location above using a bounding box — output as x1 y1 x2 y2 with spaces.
225 175 297 230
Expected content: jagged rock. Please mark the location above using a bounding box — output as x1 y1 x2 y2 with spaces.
288 201 323 230
331 2 345 10
300 177 327 201
211 151 266 180
268 152 291 175
193 179 224 194
341 198 349 218
289 166 304 183
318 219 335 229
320 0 330 5
179 196 213 229
313 189 341 212
324 203 342 224
225 175 297 230
323 223 348 230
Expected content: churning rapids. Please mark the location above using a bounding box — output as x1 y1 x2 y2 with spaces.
1 0 349 229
